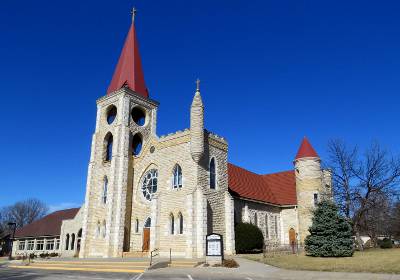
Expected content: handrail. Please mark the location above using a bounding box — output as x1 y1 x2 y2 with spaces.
150 248 159 266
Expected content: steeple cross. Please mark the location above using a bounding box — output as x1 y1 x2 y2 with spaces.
196 78 200 91
131 7 137 23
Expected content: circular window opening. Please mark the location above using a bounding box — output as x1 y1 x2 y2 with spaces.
141 169 158 201
150 146 155 153
132 133 143 156
106 105 117 124
131 107 146 126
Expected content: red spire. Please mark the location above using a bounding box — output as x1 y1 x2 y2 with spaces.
107 20 148 97
295 137 319 159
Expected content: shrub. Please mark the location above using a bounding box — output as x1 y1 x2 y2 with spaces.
29 253 36 259
379 238 393 249
235 222 264 253
49 252 59 258
39 252 49 258
222 259 239 268
305 200 353 257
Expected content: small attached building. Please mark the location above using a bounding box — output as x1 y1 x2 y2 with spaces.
12 208 81 257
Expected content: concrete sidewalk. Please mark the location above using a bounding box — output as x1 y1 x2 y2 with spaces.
233 257 400 280
145 257 400 280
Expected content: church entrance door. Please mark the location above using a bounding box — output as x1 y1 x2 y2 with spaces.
142 217 151 252
142 228 150 252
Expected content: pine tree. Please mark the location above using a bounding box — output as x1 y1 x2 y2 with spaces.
305 200 353 257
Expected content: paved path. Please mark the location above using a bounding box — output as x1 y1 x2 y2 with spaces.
2 257 400 280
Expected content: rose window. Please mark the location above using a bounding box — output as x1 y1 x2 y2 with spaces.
141 169 158 201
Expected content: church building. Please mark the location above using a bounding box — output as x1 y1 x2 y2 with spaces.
12 11 331 259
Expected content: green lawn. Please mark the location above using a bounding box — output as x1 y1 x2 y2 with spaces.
244 248 400 274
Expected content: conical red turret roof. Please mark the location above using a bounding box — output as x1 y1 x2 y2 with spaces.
295 137 319 159
107 21 148 97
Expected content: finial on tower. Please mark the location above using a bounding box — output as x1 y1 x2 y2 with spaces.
131 7 137 23
196 78 200 92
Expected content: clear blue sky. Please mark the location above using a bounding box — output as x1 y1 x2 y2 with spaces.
1 0 400 211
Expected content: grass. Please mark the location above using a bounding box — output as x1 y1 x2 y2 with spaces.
244 248 400 274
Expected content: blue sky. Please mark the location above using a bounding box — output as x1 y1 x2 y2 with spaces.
1 0 400 211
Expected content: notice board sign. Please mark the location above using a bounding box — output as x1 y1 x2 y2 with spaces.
206 233 223 257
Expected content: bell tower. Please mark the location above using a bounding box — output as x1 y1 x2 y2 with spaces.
80 9 159 257
294 137 324 244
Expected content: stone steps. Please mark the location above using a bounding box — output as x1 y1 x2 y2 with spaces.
8 259 149 273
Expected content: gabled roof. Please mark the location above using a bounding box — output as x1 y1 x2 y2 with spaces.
15 208 79 238
107 21 148 97
295 137 319 159
228 163 297 206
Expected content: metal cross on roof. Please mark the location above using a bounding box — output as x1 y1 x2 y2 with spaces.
131 7 137 23
196 78 200 91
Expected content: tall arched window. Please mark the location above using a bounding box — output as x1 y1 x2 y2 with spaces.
170 214 175 235
96 221 101 238
71 233 75 250
65 234 70 250
135 218 139 233
178 212 183 234
105 133 113 161
254 213 258 227
173 164 182 189
209 158 216 189
265 215 269 239
102 177 108 204
102 220 106 238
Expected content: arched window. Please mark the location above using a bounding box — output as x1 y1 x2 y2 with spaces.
71 233 75 250
254 213 258 227
265 215 269 239
144 217 151 228
170 214 174 235
131 133 143 156
102 220 106 238
96 221 101 238
135 218 139 233
173 164 182 189
178 212 183 234
105 133 113 161
65 234 70 250
102 177 108 204
209 158 216 189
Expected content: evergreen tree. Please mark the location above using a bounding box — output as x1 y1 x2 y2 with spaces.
305 200 353 257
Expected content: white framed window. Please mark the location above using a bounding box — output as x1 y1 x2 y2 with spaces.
18 240 25 250
27 240 34 251
55 239 60 250
102 177 108 204
46 240 54 250
36 240 44 251
209 158 217 189
172 164 183 189
274 216 279 237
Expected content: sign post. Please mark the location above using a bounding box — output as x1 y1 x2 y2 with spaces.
206 233 223 265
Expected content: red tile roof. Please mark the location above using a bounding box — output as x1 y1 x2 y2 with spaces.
15 208 79 238
228 163 297 205
107 21 148 97
295 137 319 159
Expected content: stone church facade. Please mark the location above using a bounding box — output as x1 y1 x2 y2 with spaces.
12 13 332 259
